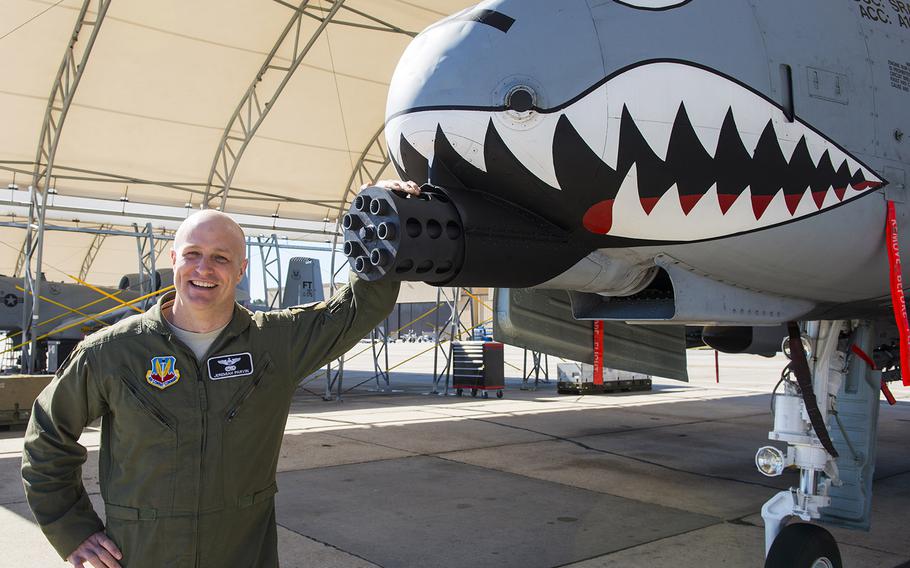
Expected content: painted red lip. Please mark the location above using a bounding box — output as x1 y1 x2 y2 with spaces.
583 199 614 233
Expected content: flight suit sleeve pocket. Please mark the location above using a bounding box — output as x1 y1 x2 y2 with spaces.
105 503 158 521
237 482 278 509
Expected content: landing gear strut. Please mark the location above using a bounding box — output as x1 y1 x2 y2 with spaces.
759 320 881 568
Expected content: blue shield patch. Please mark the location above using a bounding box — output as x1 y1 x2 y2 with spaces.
146 356 181 390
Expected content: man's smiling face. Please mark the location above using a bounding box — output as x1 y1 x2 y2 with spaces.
171 211 247 325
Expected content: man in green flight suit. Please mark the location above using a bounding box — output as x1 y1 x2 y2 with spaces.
21 180 418 567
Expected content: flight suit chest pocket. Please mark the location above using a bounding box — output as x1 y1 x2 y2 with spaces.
106 374 178 511
223 353 275 422
116 374 177 432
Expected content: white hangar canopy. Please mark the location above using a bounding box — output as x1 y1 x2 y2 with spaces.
0 0 471 285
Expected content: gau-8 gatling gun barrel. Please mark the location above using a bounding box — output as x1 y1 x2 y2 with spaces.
342 185 586 288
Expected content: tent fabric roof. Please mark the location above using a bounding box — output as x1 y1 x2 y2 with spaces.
0 0 469 285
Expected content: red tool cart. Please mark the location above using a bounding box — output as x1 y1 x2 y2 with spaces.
452 341 505 398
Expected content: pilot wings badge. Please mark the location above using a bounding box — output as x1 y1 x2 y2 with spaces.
146 356 181 390
219 357 242 371
207 352 254 381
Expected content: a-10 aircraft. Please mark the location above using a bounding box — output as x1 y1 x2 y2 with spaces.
341 1 910 566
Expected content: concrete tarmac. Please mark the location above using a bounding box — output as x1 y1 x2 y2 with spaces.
1 345 909 567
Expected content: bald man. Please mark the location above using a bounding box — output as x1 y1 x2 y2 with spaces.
22 186 414 567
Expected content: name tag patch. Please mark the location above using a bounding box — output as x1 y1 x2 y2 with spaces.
207 352 254 381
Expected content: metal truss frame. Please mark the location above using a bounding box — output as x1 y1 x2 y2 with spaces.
321 361 341 401
272 0 418 37
132 223 158 309
0 161 344 211
256 234 284 309
14 235 27 278
370 318 391 392
431 287 476 395
203 0 347 211
3 186 334 240
328 125 392 292
20 0 112 373
0 221 333 254
321 125 393 400
154 230 173 258
78 223 113 281
521 350 550 391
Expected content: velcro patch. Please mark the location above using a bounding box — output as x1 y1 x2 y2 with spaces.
207 352 254 381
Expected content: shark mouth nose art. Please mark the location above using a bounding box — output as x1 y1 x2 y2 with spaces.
387 60 885 244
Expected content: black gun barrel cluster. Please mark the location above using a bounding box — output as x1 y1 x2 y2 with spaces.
343 184 587 288
343 186 465 284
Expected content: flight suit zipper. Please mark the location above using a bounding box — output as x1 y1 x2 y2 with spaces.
195 375 207 568
118 375 175 431
225 358 272 422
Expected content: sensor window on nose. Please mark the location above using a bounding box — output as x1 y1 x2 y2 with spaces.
506 87 535 113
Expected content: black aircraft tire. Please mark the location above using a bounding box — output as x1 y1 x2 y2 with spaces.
765 523 842 568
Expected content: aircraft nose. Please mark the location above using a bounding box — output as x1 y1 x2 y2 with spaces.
385 0 603 182
387 0 602 113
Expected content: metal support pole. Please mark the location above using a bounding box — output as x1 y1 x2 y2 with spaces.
20 0 113 373
522 350 549 390
371 317 390 391
133 223 158 309
322 360 345 401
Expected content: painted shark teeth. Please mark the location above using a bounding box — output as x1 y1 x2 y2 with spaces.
387 61 884 243
387 111 491 175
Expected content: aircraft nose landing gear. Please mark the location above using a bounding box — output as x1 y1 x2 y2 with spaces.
765 522 841 568
760 320 882 568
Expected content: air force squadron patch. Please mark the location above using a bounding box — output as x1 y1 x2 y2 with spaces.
146 356 180 390
207 352 254 381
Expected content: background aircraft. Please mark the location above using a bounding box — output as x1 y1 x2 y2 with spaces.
0 258 322 373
